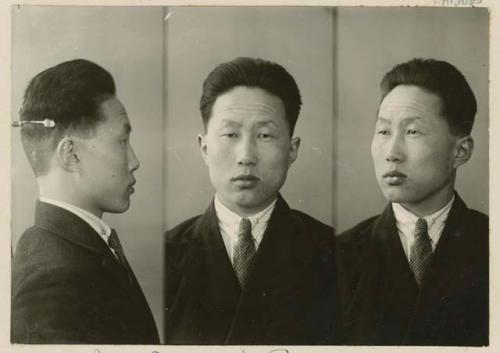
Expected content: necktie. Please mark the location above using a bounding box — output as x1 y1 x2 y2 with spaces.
409 218 432 287
233 218 256 288
108 229 134 281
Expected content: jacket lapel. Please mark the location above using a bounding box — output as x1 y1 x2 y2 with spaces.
182 202 241 321
225 195 308 343
405 195 473 340
34 201 154 316
373 204 419 297
345 204 419 343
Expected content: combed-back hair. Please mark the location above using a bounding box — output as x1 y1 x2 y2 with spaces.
200 57 302 135
380 58 477 136
20 59 116 176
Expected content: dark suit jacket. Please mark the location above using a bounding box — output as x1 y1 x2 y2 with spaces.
164 195 340 344
11 201 160 344
337 194 488 346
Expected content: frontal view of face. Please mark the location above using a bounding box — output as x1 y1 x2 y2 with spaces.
77 97 140 217
200 86 299 216
371 84 463 215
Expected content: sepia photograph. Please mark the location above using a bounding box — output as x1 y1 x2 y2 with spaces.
3 1 496 352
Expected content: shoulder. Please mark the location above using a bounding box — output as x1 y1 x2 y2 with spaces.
464 208 489 230
288 208 335 236
337 214 381 246
165 214 204 244
14 226 77 268
13 225 102 290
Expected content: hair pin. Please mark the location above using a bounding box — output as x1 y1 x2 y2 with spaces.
11 119 56 128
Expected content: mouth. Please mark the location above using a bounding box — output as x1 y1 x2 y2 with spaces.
382 171 407 186
231 174 260 188
128 180 136 194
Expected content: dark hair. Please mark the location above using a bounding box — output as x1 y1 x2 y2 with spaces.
380 58 477 136
200 57 302 135
20 59 116 176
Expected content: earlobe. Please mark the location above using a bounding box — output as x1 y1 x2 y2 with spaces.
288 136 301 167
453 136 474 169
56 137 79 171
198 134 208 163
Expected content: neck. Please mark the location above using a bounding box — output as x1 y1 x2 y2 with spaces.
401 185 455 217
37 174 103 218
217 194 277 218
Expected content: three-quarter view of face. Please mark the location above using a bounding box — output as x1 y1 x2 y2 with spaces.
371 84 466 214
199 86 300 216
76 97 140 216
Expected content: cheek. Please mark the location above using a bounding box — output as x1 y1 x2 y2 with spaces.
411 143 453 177
262 146 290 173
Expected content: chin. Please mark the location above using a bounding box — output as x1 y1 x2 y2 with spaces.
106 201 131 214
381 188 411 204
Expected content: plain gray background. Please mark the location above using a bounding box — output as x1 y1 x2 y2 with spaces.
11 6 489 342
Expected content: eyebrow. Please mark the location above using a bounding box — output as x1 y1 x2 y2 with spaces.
255 120 279 128
376 116 421 124
219 120 242 128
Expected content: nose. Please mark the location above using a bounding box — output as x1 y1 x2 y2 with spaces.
385 134 405 163
128 143 140 172
237 136 257 167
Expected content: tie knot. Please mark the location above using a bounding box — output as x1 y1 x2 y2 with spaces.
238 218 253 240
108 229 122 252
415 218 428 237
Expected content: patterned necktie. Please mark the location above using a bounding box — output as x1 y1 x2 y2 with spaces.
409 218 432 287
108 229 134 281
233 218 256 288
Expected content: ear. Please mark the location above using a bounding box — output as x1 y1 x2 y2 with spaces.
288 136 301 167
198 133 208 164
453 135 474 169
56 137 80 172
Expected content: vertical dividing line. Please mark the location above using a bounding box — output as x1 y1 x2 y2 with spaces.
331 7 339 234
161 5 169 344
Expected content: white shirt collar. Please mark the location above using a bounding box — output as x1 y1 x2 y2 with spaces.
214 195 276 231
214 194 277 263
39 197 112 245
392 195 455 255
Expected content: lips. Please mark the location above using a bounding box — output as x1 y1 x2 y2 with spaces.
231 174 260 188
232 174 260 182
382 171 407 186
128 179 136 193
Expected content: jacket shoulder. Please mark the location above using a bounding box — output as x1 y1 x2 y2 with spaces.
465 208 489 230
14 226 87 270
337 214 380 246
289 208 335 237
165 214 204 244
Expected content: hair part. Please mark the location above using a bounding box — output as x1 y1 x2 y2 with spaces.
20 59 116 176
200 57 302 135
380 58 477 136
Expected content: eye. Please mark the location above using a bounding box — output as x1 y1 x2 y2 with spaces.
407 129 419 135
257 133 273 140
222 132 238 139
377 129 389 135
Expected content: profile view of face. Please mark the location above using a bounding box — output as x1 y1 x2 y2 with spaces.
371 84 465 215
200 86 300 216
76 97 140 217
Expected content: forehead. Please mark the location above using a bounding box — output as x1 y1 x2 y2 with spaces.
97 97 131 131
209 86 286 127
378 85 442 122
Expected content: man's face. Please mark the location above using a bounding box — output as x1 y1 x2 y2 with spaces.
371 85 463 215
76 97 140 217
200 86 300 216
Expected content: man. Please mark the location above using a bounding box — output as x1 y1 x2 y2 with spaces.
164 57 339 344
337 58 488 346
11 59 159 344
